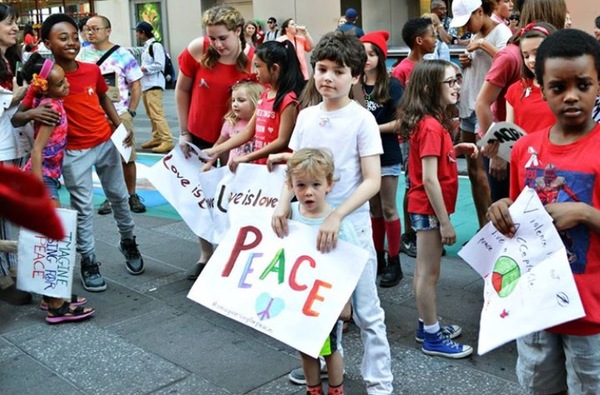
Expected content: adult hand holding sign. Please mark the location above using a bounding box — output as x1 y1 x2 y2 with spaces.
477 122 527 162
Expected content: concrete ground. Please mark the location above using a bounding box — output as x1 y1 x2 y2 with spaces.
0 90 525 394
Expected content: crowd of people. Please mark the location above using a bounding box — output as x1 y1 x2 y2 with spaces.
1 1 600 394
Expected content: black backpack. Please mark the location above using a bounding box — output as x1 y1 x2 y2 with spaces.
148 41 176 89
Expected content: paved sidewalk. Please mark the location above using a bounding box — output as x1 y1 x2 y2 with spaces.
0 90 525 394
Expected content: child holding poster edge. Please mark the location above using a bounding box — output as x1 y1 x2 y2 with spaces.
286 148 351 395
19 53 94 323
397 59 477 358
201 79 263 171
269 31 393 395
487 29 600 393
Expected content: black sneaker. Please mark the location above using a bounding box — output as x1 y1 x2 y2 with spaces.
119 237 144 275
80 255 107 292
400 233 417 258
97 199 112 215
129 194 146 213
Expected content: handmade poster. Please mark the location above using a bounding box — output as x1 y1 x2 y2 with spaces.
146 144 214 240
459 187 585 354
477 122 527 161
211 163 286 244
110 123 133 163
17 208 77 299
196 165 232 243
188 219 368 358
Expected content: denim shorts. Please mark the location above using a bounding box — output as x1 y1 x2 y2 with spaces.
517 331 600 394
43 176 60 200
409 213 440 231
460 110 479 134
381 163 401 177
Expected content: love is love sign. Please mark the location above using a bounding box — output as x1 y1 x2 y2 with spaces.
187 219 368 358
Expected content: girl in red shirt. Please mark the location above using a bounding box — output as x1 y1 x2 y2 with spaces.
505 22 557 134
398 60 477 359
206 40 304 171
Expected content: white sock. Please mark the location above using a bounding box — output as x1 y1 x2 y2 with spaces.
424 322 440 334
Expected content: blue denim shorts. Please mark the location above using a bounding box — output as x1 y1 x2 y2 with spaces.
381 163 401 177
460 110 479 134
43 176 60 200
409 213 440 231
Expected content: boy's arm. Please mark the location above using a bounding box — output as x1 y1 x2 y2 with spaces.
318 155 381 252
545 203 600 235
12 102 60 127
422 156 456 245
272 182 294 238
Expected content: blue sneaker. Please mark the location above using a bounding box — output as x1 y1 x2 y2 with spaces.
416 320 462 343
422 330 473 359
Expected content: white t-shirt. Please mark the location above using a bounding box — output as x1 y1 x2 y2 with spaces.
459 22 512 118
289 100 383 214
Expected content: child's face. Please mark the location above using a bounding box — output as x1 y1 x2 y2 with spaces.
46 65 69 98
44 22 80 61
0 15 18 49
440 65 460 106
290 172 332 218
541 55 600 132
206 24 240 58
253 57 273 85
314 59 358 104
495 0 513 20
419 25 437 54
520 36 544 76
363 43 379 73
231 87 254 121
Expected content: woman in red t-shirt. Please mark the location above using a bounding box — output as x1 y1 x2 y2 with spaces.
175 5 254 281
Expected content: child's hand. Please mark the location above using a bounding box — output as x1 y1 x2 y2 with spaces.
454 142 478 159
201 160 215 172
267 153 282 172
545 202 584 231
228 156 247 172
486 198 516 237
272 201 291 238
481 140 500 159
0 240 17 253
29 104 60 125
439 220 456 245
339 301 352 321
489 157 507 181
178 133 192 158
317 212 341 253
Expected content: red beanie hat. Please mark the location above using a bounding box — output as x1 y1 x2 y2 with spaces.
0 166 65 240
360 30 390 59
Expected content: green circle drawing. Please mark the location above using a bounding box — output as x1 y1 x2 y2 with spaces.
491 256 521 298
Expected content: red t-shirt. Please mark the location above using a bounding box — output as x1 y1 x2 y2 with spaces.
505 79 555 134
22 62 111 150
177 38 254 143
391 58 415 87
407 116 458 215
510 124 600 335
253 90 297 164
484 44 522 123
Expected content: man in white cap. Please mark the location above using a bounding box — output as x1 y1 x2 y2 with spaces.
336 7 365 37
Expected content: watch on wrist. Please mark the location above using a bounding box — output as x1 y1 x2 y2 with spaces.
127 109 137 118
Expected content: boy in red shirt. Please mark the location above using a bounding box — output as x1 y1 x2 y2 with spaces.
488 29 600 393
12 14 144 292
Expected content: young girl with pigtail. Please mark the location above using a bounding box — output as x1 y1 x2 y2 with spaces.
20 52 95 324
205 40 305 171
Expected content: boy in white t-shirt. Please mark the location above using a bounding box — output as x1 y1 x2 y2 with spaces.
269 31 393 395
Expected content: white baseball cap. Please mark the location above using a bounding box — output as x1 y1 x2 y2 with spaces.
450 0 482 28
